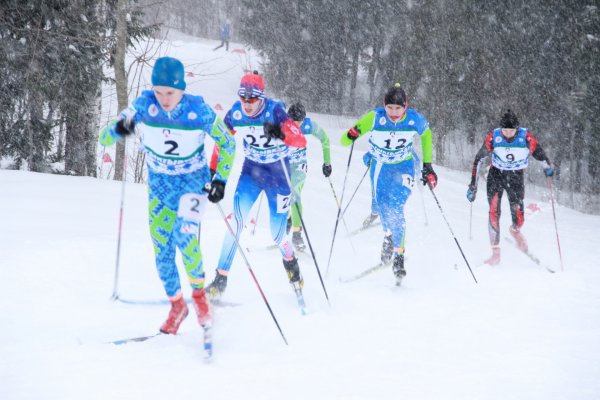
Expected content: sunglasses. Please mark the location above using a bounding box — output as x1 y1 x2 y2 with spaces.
239 96 261 104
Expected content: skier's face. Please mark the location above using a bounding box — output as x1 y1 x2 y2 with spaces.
384 104 406 121
154 86 184 112
501 128 517 138
240 96 261 116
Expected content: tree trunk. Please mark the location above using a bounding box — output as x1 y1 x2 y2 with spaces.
113 0 129 181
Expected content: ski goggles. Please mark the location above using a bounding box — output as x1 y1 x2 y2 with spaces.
239 96 261 104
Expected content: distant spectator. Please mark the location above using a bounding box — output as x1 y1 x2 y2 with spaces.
213 20 231 51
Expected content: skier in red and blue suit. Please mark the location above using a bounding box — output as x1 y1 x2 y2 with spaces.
466 109 555 265
206 71 307 299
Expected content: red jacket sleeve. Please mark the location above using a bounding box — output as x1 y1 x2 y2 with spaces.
280 118 307 148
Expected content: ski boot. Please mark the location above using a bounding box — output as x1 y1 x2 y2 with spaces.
160 293 189 334
509 226 528 252
206 271 228 300
484 246 501 266
292 229 306 252
191 288 212 327
362 212 379 229
283 256 304 290
381 235 393 264
392 253 406 286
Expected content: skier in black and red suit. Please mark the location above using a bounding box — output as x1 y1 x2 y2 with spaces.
467 109 555 265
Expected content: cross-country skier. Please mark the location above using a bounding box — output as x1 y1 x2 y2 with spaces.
99 56 236 335
341 83 437 285
466 109 555 265
286 102 332 251
206 72 307 299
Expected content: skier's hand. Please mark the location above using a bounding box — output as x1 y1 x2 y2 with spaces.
544 162 555 177
362 152 373 167
115 118 135 136
264 122 285 140
207 180 226 203
421 163 438 189
322 163 332 177
466 184 477 202
346 126 360 141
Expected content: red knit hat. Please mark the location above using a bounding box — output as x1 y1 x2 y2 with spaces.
238 71 265 99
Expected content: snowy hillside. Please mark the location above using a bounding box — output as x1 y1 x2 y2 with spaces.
1 34 599 400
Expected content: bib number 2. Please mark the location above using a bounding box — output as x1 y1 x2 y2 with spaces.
178 193 207 223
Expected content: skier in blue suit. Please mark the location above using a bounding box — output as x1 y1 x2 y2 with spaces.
99 57 236 335
206 71 307 299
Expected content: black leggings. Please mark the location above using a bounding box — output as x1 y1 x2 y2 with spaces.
486 167 525 245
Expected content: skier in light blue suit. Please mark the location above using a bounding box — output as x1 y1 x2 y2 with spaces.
342 83 437 286
99 57 236 335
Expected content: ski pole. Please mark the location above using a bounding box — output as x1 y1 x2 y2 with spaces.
546 177 564 271
326 142 355 276
279 158 330 304
340 164 369 220
251 192 263 235
469 202 473 240
416 172 429 227
413 152 429 226
427 184 478 283
111 140 128 301
327 177 352 235
209 193 288 345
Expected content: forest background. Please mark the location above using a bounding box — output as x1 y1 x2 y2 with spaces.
1 0 598 213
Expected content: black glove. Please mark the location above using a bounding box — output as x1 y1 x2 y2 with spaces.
115 118 135 136
207 180 225 203
346 126 360 141
264 122 285 140
322 163 332 177
421 163 438 189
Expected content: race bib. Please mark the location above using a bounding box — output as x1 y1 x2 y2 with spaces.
276 193 292 214
177 193 207 223
141 124 206 159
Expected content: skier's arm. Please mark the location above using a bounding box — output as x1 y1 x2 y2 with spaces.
340 111 376 146
209 110 236 173
526 131 554 175
267 105 306 148
526 131 551 163
311 121 331 164
280 118 307 148
99 106 138 146
420 128 433 164
207 117 236 182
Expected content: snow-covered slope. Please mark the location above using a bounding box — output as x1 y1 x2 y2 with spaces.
1 34 599 400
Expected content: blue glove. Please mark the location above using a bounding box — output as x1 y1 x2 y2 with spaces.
544 167 555 177
362 152 373 167
466 184 477 202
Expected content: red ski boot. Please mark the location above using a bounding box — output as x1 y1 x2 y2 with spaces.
192 288 212 327
160 293 189 334
509 226 528 252
484 246 501 266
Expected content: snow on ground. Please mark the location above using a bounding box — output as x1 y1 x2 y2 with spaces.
1 34 599 400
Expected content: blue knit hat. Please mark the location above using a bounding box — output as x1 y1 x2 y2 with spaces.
152 57 186 90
